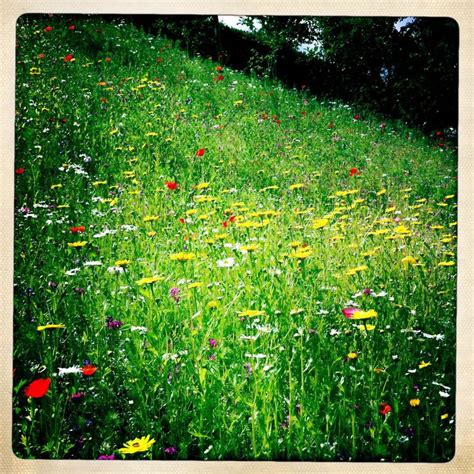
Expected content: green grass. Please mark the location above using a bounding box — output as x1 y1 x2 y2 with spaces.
13 15 456 461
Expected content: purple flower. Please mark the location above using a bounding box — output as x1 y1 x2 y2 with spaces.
74 287 85 296
97 454 115 460
363 288 372 296
164 446 177 455
209 338 217 348
169 287 180 302
244 363 253 374
71 392 84 402
106 316 123 329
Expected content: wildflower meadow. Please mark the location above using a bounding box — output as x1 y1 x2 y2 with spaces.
13 15 457 461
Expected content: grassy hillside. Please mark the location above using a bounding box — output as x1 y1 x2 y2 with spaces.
14 15 457 461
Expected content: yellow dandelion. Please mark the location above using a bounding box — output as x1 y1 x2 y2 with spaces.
409 399 420 407
115 260 131 267
188 282 203 289
194 182 210 190
289 183 305 190
68 241 87 248
136 276 163 286
240 244 259 253
37 324 65 331
418 360 431 369
143 215 159 222
118 435 155 454
207 300 219 309
440 413 449 420
313 218 329 229
238 309 266 317
438 261 455 267
352 309 377 320
170 252 196 262
358 324 375 331
290 247 313 260
347 352 358 360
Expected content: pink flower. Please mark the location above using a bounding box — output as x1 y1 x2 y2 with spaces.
342 307 358 319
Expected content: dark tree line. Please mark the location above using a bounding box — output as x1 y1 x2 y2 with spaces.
129 15 458 134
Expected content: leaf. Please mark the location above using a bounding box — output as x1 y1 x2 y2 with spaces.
199 367 207 386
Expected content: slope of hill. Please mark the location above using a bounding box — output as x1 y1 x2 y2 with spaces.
14 15 456 461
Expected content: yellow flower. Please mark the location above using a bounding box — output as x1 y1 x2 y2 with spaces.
289 183 305 190
170 252 196 262
50 184 63 189
358 324 375 331
147 231 157 237
240 244 259 253
68 241 87 248
207 300 219 309
143 215 159 222
394 225 411 235
313 218 329 229
440 413 449 420
346 265 368 276
376 189 386 196
409 399 420 407
29 67 41 75
418 360 431 369
290 246 313 260
352 309 377 320
186 209 198 216
136 276 163 286
347 352 358 359
438 261 455 267
37 324 65 331
145 132 157 137
289 241 303 248
194 182 209 190
401 256 417 266
92 180 107 186
118 435 155 454
238 309 266 317
188 282 203 289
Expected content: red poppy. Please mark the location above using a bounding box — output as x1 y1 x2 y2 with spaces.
214 75 224 82
68 25 76 31
379 402 392 416
81 364 97 376
215 65 223 72
60 118 67 124
70 225 85 233
15 168 25 175
44 26 53 32
179 218 185 224
64 54 74 62
353 114 360 120
222 221 228 228
38 53 45 59
196 148 205 157
165 181 178 190
229 215 236 223
24 377 51 398
328 122 334 129
349 167 360 177
105 57 111 63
